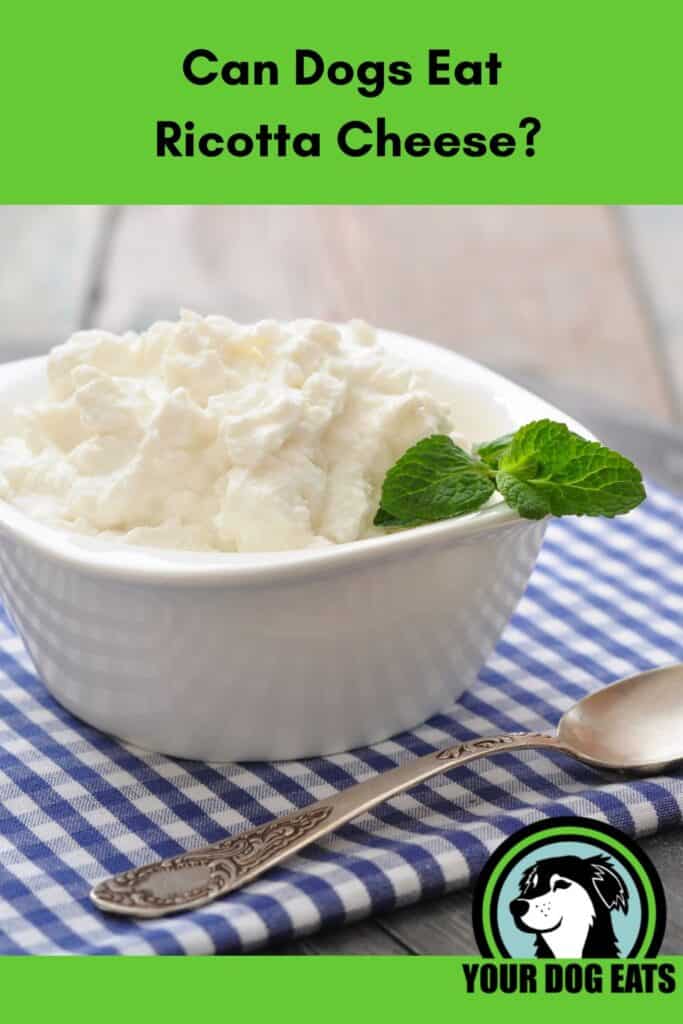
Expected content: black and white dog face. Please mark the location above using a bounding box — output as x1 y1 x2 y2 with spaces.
509 854 629 958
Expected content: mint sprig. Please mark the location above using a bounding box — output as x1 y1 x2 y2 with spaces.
374 419 646 528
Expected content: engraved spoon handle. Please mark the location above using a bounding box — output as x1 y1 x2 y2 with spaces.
91 732 563 918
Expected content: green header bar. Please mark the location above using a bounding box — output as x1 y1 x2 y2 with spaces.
3 0 682 203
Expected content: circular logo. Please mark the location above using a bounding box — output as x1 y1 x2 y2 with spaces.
472 817 666 958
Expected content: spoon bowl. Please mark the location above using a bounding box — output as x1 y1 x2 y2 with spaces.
559 663 683 773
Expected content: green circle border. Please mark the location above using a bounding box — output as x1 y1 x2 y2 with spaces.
480 824 660 958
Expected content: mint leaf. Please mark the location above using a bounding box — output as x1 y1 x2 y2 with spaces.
374 506 401 527
496 419 646 519
475 432 515 469
374 435 495 526
494 472 552 520
373 506 427 529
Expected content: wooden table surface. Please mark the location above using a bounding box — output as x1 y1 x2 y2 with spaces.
0 205 681 954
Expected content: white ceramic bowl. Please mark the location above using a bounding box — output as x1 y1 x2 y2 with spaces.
0 332 590 761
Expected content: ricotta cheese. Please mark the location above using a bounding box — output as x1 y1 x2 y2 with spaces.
0 312 461 552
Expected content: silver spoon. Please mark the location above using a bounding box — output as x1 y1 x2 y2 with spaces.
91 663 683 918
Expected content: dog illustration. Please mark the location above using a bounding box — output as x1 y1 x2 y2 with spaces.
509 854 629 958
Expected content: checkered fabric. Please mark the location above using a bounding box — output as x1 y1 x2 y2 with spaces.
0 484 681 954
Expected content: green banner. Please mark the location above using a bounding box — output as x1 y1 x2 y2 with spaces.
2 0 682 203
2 956 682 1019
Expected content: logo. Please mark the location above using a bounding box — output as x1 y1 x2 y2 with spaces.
472 817 666 958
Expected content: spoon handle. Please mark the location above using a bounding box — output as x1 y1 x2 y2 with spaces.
91 731 561 918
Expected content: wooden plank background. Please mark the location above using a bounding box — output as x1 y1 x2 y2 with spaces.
0 206 681 422
0 205 681 954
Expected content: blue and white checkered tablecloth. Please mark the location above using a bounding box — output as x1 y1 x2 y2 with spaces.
0 484 681 955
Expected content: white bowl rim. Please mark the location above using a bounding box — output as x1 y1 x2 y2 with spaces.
0 330 593 586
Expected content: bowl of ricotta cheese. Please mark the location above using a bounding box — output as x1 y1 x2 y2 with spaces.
0 311 588 760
